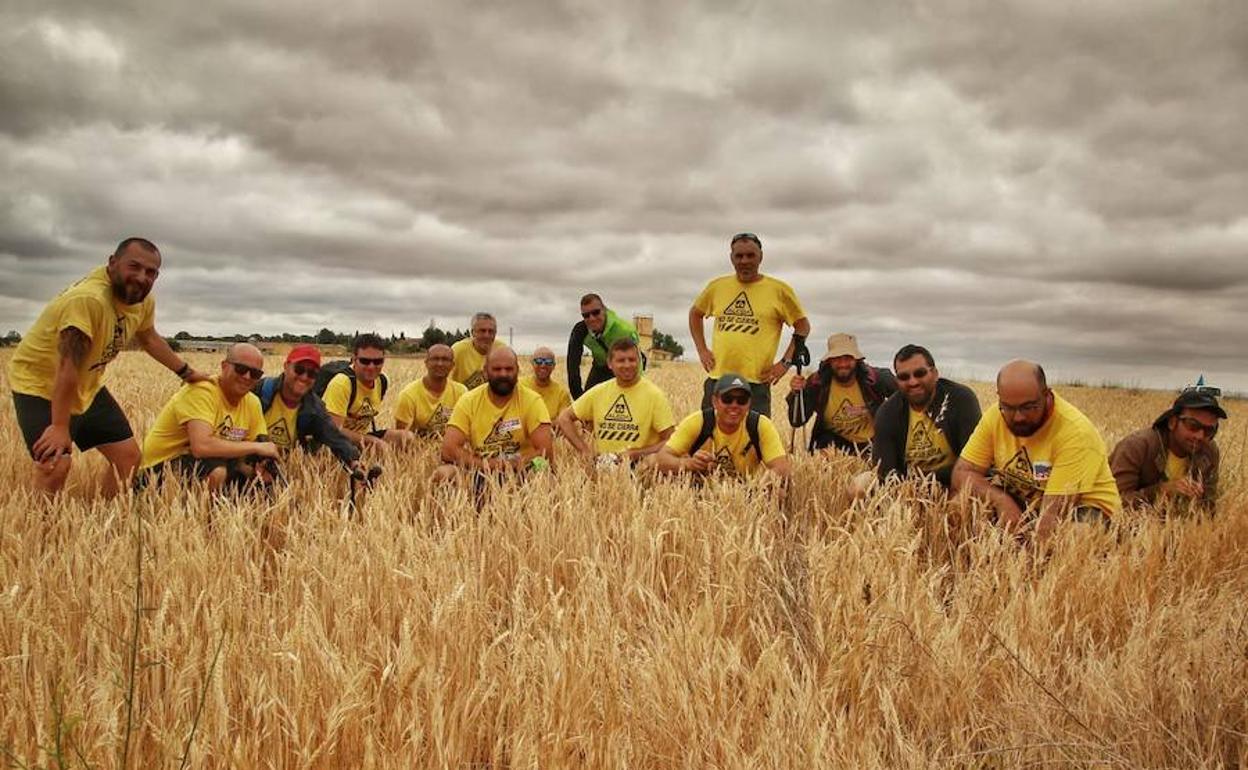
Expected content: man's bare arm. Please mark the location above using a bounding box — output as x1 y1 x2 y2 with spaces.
625 427 674 461
952 457 1025 529
32 328 91 461
134 328 207 382
186 420 278 460
555 408 592 456
688 307 714 373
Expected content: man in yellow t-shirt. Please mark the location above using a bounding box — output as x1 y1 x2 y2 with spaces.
138 343 278 492
953 360 1121 542
520 346 573 427
9 237 208 496
434 346 553 480
787 333 898 455
322 333 414 452
689 232 811 417
252 345 363 472
394 344 468 437
556 338 675 464
450 312 506 389
658 373 790 480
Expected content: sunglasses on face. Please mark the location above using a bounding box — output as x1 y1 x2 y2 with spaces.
1176 415 1218 438
896 367 930 382
719 392 751 406
356 357 384 367
532 357 556 366
292 363 319 378
228 361 264 380
581 308 603 319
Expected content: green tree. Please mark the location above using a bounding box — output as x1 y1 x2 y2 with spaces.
652 329 684 358
2 330 21 347
315 328 338 345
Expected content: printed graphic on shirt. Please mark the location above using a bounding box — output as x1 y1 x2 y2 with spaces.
597 394 641 444
828 399 871 439
91 315 127 372
906 420 946 469
427 403 452 434
483 417 523 458
716 292 760 335
713 446 739 477
217 415 249 442
463 370 486 389
992 447 1052 503
344 399 377 433
267 416 292 449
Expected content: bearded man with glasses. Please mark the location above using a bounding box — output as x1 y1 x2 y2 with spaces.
1110 383 1226 514
566 294 642 400
137 343 278 492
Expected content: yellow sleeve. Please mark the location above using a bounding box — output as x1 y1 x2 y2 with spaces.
652 390 676 433
571 389 596 421
758 416 786 463
666 413 701 456
137 299 156 333
172 384 218 427
524 392 551 434
556 387 572 415
394 385 417 427
775 280 807 324
959 410 996 469
322 374 351 417
244 395 265 441
450 381 468 403
692 280 718 315
1045 426 1107 496
447 394 473 437
57 295 105 340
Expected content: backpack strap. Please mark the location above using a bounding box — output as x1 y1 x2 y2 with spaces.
259 377 281 413
744 411 762 460
379 373 389 401
690 407 716 455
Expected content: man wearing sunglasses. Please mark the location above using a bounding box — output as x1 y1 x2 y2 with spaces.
520 346 573 425
137 343 277 491
1110 385 1225 513
658 373 790 480
9 237 208 497
252 344 362 472
869 344 982 488
394 344 468 437
689 232 810 416
953 360 1120 542
450 312 505 389
787 333 897 455
566 293 642 400
322 333 411 451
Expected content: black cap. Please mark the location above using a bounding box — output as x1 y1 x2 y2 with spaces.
1154 388 1228 428
714 372 751 395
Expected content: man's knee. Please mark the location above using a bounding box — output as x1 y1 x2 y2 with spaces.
33 456 72 491
431 464 459 484
206 466 228 491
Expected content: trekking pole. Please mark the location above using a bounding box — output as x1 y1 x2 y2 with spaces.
788 333 811 453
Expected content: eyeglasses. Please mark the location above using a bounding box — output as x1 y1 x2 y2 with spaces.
999 399 1045 417
896 367 930 382
581 308 603 319
228 361 264 380
1176 415 1219 438
356 357 384 367
719 392 751 406
292 363 319 378
532 357 556 366
731 232 762 248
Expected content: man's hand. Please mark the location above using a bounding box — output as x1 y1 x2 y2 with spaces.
255 442 281 460
1162 477 1204 498
362 434 390 453
766 361 789 384
686 449 714 473
789 374 807 392
697 348 716 373
33 424 73 464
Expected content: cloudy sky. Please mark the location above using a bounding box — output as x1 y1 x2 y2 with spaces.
2 0 1246 391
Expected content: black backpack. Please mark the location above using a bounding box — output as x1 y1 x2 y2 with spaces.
313 360 389 410
690 408 762 460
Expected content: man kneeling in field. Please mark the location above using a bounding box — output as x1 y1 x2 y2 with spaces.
394 344 467 438
138 343 279 492
253 344 364 473
657 373 790 480
433 347 554 481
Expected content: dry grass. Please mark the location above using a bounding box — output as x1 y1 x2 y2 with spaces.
2 351 1247 768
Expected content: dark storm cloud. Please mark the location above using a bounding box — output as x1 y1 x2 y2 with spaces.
1 0 1246 390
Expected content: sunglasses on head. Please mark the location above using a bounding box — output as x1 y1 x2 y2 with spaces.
228 361 264 380
532 357 556 366
731 232 762 248
581 308 603 319
356 357 384 367
719 391 751 406
292 362 319 378
896 367 930 382
1176 414 1218 438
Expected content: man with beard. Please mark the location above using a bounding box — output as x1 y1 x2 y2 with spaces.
394 343 468 437
138 343 278 492
786 333 897 455
953 360 1121 541
689 232 811 416
253 344 363 471
566 293 641 399
870 344 982 487
520 346 572 424
658 373 790 481
322 332 412 451
1110 384 1225 514
556 338 675 465
9 237 208 496
450 312 505 389
434 346 553 480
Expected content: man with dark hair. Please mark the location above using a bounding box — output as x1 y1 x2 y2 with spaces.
451 312 505 389
253 344 364 472
953 359 1121 542
9 237 208 496
1110 384 1225 513
870 344 982 487
787 333 897 454
689 232 811 416
322 332 412 450
566 293 641 399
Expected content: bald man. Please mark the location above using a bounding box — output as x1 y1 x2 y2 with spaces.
138 343 279 492
952 360 1120 541
394 343 468 437
434 346 554 480
520 346 572 424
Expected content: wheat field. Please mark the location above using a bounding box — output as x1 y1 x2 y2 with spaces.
1 350 1246 769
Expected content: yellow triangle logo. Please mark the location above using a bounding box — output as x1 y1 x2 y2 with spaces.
722 291 755 318
605 394 634 422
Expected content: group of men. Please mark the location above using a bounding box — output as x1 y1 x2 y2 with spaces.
7 235 1230 538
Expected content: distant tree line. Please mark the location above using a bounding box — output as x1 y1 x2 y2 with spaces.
170 325 469 354
652 329 684 357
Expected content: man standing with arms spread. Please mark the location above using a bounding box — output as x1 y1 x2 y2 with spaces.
566 293 641 399
787 333 897 454
9 237 207 496
689 232 810 416
322 332 412 451
556 339 675 465
1110 384 1225 514
953 360 1121 542
394 343 468 437
520 346 573 424
450 312 505 389
253 344 363 471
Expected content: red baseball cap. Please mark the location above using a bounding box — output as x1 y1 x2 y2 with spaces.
286 344 322 366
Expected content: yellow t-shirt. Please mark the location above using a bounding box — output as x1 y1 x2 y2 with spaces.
8 265 156 413
665 411 786 478
322 372 385 433
692 275 806 382
823 379 875 445
263 395 301 450
1165 450 1190 482
960 392 1121 516
905 407 955 475
446 384 550 458
571 378 675 454
450 338 505 389
140 381 265 469
395 378 468 436
520 375 573 422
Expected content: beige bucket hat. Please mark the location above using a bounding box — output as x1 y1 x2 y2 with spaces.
821 333 864 361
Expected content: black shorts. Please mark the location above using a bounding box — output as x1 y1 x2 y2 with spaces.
13 388 133 457
134 456 252 490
